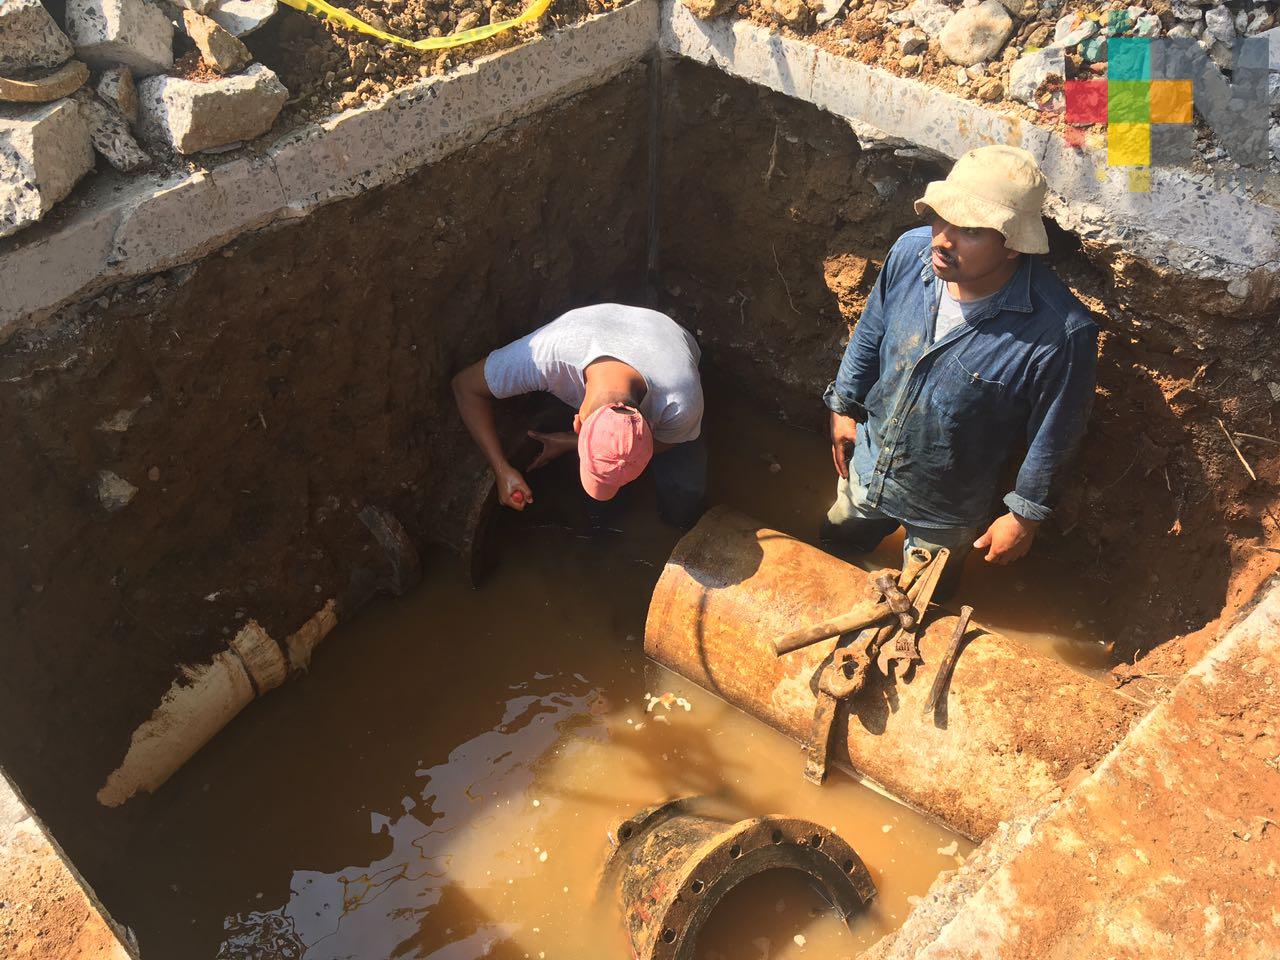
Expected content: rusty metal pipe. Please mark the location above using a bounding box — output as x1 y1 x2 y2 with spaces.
644 507 1137 841
600 799 876 960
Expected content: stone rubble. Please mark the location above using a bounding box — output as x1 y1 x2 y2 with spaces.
138 62 288 154
95 470 138 511
907 0 952 35
899 25 928 53
681 0 735 17
0 99 93 239
65 0 175 76
73 89 150 172
181 9 252 73
733 0 1279 170
816 0 850 27
206 0 278 36
0 0 75 74
95 65 138 122
939 0 1014 65
1008 44 1063 105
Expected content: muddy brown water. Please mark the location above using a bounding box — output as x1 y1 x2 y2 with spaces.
93 395 1111 959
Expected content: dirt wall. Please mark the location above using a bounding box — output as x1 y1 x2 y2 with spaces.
656 59 1280 667
0 67 650 864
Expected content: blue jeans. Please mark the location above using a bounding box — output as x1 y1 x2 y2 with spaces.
821 473 979 598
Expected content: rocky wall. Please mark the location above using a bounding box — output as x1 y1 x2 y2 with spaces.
0 66 649 862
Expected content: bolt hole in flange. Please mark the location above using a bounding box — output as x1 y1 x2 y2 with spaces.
602 800 876 960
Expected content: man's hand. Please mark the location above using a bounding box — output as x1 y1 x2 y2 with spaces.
496 464 533 510
830 411 858 479
527 430 578 471
973 512 1039 564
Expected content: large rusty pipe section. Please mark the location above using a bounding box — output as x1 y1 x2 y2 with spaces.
644 507 1136 841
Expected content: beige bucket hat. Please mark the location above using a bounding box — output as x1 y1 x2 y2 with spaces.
914 145 1049 255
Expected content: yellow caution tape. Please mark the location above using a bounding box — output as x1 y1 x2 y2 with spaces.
277 0 553 51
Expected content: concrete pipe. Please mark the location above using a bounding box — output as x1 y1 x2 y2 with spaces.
644 507 1137 840
97 621 288 807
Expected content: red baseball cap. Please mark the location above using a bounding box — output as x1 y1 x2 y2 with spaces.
578 403 654 501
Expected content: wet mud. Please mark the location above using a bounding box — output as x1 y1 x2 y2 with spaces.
71 392 1135 959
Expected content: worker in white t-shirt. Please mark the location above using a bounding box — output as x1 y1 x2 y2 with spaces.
452 304 707 528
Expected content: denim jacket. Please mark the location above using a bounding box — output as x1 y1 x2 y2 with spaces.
824 226 1098 529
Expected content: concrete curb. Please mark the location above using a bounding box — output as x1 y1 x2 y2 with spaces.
661 1 1280 284
912 579 1280 958
0 769 135 959
0 0 659 343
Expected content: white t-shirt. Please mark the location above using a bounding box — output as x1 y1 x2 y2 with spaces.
483 304 704 444
934 281 998 343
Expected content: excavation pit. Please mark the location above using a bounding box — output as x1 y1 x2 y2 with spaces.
1 3 1278 958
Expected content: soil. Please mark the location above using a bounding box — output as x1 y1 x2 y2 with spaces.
657 60 1280 674
728 0 1280 193
0 67 650 876
248 0 629 124
0 782 130 960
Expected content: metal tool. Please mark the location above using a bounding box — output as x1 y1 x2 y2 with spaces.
804 547 948 784
923 605 974 718
772 570 914 656
874 546 950 679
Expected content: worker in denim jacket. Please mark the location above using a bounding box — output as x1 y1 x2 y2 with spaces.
822 145 1098 596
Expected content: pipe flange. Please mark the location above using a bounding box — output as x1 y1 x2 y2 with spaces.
602 799 876 960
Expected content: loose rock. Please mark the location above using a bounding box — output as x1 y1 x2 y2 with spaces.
1009 44 1063 103
907 0 951 36
899 26 928 54
96 65 137 122
1260 28 1280 72
0 60 88 103
939 0 1013 65
1079 33 1106 62
95 470 138 511
1053 11 1097 47
138 62 287 153
1133 13 1160 38
976 77 1003 101
815 0 849 27
65 0 175 76
207 0 278 36
1203 5 1235 45
678 0 735 18
1025 22 1050 46
1206 38 1232 72
74 90 149 172
181 10 252 73
767 0 813 29
0 0 75 74
0 99 93 239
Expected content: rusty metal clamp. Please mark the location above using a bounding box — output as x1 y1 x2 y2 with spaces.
803 547 949 785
